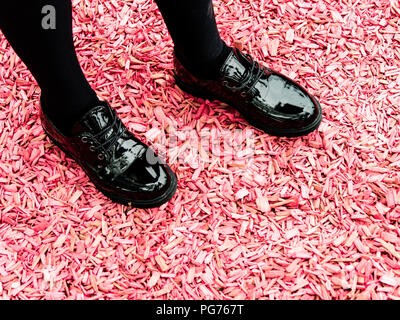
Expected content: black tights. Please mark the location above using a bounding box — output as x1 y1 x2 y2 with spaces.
0 0 230 134
154 0 230 79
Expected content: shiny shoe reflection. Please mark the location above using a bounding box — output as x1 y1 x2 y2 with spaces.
39 98 177 208
174 47 323 137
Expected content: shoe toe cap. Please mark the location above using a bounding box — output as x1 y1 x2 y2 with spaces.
255 74 321 129
113 148 174 201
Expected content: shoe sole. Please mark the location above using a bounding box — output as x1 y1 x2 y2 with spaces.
174 72 323 138
42 128 178 208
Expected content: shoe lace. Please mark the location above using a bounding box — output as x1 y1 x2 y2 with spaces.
82 109 123 160
223 51 265 96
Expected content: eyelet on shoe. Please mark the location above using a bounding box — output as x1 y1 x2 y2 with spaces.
97 154 105 160
89 146 96 152
223 80 228 87
240 92 247 97
81 136 88 143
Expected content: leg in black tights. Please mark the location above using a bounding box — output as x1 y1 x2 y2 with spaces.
0 0 99 134
154 0 232 80
0 0 229 135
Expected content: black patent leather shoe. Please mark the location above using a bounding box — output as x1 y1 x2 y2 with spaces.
39 98 177 208
173 47 323 137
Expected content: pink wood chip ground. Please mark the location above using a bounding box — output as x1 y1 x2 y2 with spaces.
0 0 400 300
